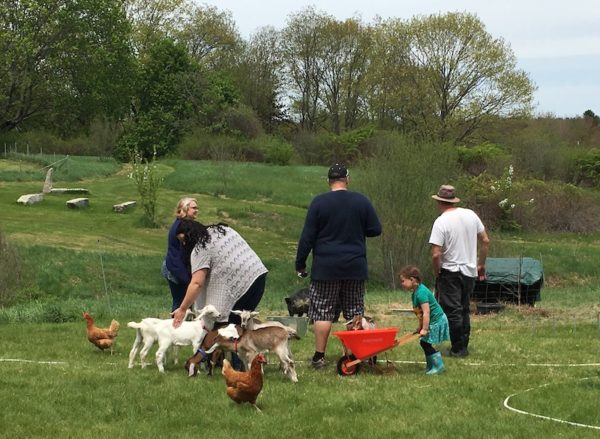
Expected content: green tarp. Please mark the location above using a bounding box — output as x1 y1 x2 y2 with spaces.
484 257 544 286
473 257 543 304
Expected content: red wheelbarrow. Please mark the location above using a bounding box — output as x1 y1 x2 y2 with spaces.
333 327 420 376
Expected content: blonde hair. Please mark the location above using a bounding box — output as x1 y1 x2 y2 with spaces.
398 265 423 284
175 197 197 219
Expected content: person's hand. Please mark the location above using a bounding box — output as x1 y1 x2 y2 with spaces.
419 328 429 336
477 264 486 281
171 308 186 328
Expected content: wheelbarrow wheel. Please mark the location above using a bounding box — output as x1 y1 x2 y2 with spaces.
337 354 361 376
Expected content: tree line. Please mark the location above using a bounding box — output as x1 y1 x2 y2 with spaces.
1 1 538 160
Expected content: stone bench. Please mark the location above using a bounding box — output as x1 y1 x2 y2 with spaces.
51 188 89 194
113 201 136 213
17 193 44 205
66 198 89 208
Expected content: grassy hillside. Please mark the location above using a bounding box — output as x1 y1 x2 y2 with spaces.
1 154 600 323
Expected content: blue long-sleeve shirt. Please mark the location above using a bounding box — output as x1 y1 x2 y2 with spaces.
165 218 191 285
295 190 382 280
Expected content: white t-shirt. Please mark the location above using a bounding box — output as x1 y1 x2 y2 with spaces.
429 208 485 278
190 226 268 322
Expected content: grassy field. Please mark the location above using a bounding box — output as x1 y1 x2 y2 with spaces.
1 155 599 437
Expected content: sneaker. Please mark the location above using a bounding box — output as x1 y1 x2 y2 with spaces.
311 358 327 369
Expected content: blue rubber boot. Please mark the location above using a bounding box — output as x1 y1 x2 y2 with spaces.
425 352 445 375
424 354 433 372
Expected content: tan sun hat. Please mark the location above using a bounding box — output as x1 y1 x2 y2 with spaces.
431 185 460 203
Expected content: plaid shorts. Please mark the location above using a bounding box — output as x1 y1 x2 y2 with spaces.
308 280 365 322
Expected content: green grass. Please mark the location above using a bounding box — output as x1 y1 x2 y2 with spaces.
1 303 599 438
1 156 600 437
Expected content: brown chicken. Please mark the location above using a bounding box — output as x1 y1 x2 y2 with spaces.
83 311 120 354
222 353 267 412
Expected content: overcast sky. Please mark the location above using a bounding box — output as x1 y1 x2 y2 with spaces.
200 0 600 118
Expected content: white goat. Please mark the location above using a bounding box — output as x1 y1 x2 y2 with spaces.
206 323 299 382
127 305 221 372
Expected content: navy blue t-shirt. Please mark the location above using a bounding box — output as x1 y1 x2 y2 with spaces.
295 190 381 280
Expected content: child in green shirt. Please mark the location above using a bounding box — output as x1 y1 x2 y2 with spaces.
399 265 449 375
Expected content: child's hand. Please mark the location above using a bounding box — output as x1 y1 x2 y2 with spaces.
419 328 429 336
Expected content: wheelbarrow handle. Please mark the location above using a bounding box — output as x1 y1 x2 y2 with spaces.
394 333 421 347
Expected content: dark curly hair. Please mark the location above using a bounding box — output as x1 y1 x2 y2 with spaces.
176 219 228 258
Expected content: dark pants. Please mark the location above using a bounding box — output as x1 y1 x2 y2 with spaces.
167 279 188 312
437 269 475 353
420 340 437 356
227 273 267 371
228 273 267 325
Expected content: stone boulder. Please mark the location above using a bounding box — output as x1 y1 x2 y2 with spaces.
17 193 44 205
66 198 89 208
113 201 136 213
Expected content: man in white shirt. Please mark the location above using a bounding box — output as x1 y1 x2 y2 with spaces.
429 185 490 357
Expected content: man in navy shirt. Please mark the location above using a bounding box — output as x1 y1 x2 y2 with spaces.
296 164 382 368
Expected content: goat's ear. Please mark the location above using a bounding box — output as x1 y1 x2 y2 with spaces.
231 310 242 316
251 311 260 317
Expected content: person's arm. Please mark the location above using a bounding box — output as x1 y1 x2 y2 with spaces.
477 230 490 281
171 268 208 327
431 244 443 278
419 302 431 336
295 202 318 275
365 200 382 237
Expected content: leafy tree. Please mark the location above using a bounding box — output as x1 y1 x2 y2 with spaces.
404 13 536 142
124 0 187 55
235 26 287 132
177 3 242 68
281 7 330 131
365 18 413 130
0 0 135 134
115 38 194 160
318 17 372 134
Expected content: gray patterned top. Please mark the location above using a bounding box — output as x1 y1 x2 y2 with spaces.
190 226 267 322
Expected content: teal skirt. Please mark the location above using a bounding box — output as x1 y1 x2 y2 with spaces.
421 314 449 345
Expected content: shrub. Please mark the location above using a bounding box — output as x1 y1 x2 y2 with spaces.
129 149 163 227
291 127 377 166
292 130 323 165
254 136 295 165
360 132 459 287
462 172 600 232
223 105 263 139
574 148 600 186
456 143 510 176
178 130 246 161
512 181 600 232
